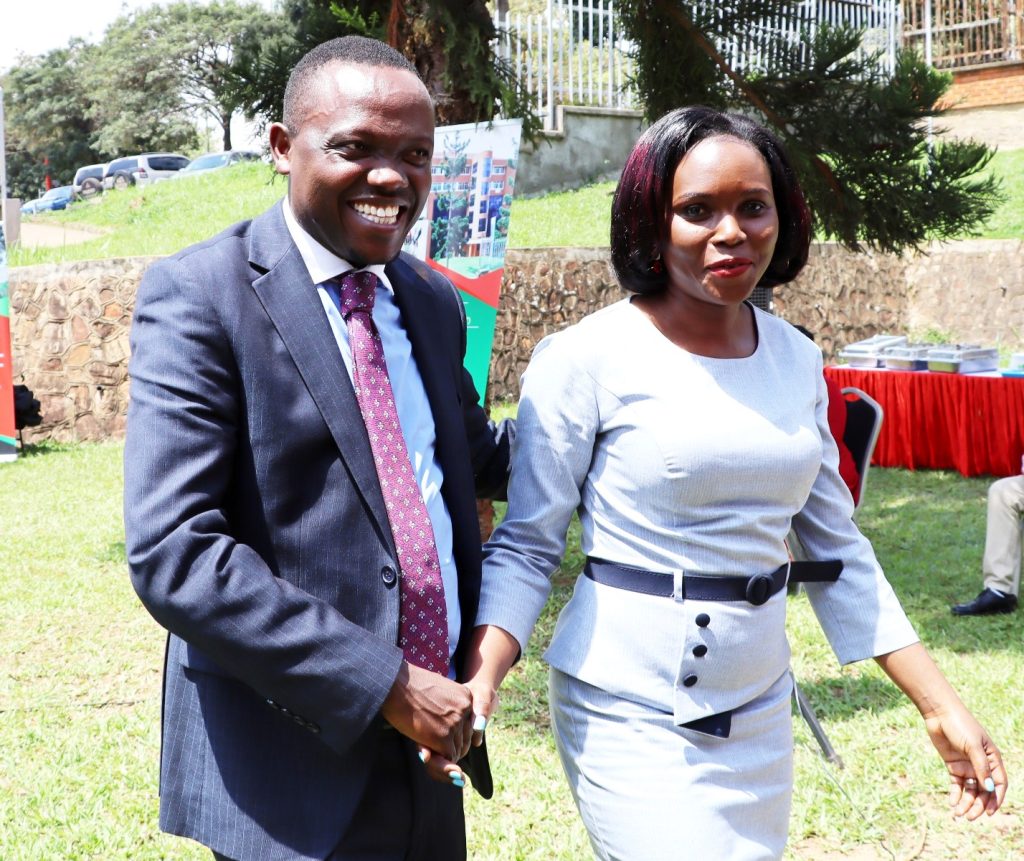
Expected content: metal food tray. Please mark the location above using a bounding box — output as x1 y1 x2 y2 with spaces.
881 344 932 371
838 335 908 368
926 345 998 374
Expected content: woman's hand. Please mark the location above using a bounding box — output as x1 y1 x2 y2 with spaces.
875 642 1007 819
463 677 500 749
922 704 1006 819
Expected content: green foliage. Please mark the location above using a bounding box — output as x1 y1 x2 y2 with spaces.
149 1 287 150
619 0 1004 255
83 11 201 157
230 0 541 140
1 42 105 199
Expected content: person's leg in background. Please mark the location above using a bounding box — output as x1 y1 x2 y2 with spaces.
952 474 1023 616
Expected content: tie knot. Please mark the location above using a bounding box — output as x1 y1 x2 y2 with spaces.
338 270 378 318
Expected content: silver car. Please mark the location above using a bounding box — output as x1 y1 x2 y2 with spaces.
102 153 191 190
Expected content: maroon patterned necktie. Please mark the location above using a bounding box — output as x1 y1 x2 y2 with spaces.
337 271 450 675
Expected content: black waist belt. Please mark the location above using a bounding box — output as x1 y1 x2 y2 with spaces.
583 557 843 606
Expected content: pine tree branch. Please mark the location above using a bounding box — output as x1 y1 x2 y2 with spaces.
653 0 843 201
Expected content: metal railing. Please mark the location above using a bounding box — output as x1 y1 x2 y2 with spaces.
494 1 903 130
698 1 901 77
494 0 637 130
903 1 1022 68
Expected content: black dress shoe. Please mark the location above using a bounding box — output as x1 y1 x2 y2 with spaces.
951 588 1018 616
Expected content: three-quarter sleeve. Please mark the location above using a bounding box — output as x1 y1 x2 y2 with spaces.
476 334 601 651
793 352 919 664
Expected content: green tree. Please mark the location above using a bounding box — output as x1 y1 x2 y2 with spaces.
152 1 287 150
84 10 200 156
619 0 1001 253
1 41 104 199
232 0 540 140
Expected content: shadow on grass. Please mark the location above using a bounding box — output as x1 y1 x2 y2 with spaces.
793 673 903 721
12 441 79 459
859 468 1023 658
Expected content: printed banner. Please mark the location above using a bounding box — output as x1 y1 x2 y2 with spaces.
0 221 16 460
404 118 522 401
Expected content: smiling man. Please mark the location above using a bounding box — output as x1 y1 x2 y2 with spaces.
124 37 512 861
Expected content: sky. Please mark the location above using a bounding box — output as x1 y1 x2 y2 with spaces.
2 1 165 73
0 0 277 74
0 0 277 149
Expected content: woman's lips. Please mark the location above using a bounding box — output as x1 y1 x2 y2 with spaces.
707 259 753 278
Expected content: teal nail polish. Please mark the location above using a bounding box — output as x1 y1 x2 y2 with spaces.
417 750 427 764
451 776 465 789
984 778 995 793
473 714 488 732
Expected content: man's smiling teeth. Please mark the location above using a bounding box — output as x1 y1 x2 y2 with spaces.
353 203 400 224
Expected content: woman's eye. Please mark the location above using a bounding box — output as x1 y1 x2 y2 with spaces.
744 200 768 214
680 204 706 218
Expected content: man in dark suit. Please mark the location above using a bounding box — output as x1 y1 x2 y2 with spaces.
124 36 511 861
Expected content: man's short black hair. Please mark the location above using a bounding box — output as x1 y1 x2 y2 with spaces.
283 36 422 131
611 106 811 295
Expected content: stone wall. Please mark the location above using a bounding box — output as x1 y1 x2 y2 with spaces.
10 240 1024 442
10 257 158 443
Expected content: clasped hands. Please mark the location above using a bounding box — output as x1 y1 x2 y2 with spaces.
380 661 498 788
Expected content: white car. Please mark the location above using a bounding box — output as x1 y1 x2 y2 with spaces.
102 153 191 190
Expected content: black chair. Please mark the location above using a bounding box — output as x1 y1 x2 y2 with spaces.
840 386 884 512
792 386 884 768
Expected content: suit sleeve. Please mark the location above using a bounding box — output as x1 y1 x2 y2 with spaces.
124 256 403 757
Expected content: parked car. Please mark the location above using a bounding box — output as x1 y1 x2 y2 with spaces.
174 149 262 179
71 163 107 199
21 185 76 215
102 152 191 190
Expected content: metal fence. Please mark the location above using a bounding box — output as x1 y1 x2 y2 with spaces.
494 2 1021 129
698 1 902 77
494 1 903 130
903 1 1022 68
493 0 637 130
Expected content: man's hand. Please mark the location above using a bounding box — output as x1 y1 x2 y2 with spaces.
380 662 474 763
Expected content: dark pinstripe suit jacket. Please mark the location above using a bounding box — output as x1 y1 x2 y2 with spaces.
124 201 510 861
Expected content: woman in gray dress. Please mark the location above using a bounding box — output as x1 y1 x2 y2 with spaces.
460 107 1007 859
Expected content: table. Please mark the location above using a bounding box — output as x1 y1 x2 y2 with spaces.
823 365 1024 477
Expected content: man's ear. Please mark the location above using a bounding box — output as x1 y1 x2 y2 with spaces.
269 122 292 176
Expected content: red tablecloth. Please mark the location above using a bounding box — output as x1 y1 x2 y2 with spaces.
824 366 1024 477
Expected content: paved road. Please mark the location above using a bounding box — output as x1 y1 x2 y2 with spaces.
15 221 105 249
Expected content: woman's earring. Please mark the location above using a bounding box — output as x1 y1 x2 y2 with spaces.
650 258 664 274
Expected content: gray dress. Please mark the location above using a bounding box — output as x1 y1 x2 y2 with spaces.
478 299 918 860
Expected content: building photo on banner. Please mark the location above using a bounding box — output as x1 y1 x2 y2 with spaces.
403 118 522 400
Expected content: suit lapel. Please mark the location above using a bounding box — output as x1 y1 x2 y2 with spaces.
248 205 394 548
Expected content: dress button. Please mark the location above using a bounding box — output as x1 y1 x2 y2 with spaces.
381 565 398 587
683 674 698 687
692 644 708 657
695 613 711 628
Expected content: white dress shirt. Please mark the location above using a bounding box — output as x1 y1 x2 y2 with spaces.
283 201 461 668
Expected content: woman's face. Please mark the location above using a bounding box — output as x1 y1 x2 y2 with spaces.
662 135 780 309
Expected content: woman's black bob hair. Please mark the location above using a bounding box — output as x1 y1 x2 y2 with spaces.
610 106 811 295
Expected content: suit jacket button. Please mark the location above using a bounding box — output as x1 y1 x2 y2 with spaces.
683 674 698 687
381 566 398 587
692 644 708 657
695 613 711 628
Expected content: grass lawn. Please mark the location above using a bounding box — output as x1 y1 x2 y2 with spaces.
2 442 1021 859
9 149 1022 267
